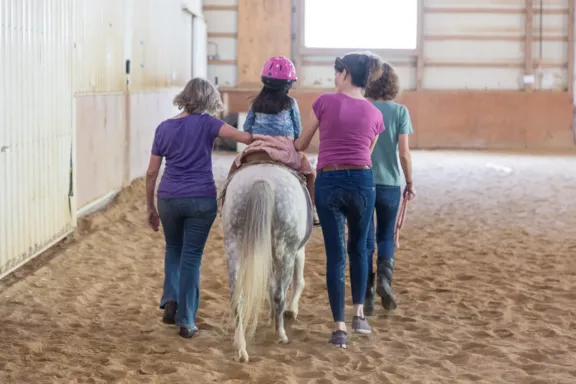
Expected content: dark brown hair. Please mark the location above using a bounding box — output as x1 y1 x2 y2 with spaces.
173 78 224 115
334 52 383 88
251 84 293 114
365 61 400 101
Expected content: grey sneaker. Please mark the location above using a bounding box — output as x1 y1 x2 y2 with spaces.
351 316 372 334
329 330 348 348
178 326 199 339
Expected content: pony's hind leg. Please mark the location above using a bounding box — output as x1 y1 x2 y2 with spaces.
273 261 293 344
285 247 306 321
273 284 289 344
268 276 277 326
226 235 249 363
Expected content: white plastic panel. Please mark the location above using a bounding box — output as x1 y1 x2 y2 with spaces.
193 17 209 79
204 10 238 34
208 65 237 86
0 0 76 278
423 67 524 89
300 61 418 90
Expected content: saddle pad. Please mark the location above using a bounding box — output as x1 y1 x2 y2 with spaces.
219 161 313 249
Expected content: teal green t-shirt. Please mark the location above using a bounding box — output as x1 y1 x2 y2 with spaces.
370 101 413 186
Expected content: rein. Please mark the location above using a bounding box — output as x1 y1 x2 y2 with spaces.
394 197 408 249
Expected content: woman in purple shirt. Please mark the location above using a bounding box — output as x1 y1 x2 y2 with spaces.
146 78 252 339
295 53 385 348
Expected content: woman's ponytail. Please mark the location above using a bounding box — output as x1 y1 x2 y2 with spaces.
365 55 383 84
339 52 384 88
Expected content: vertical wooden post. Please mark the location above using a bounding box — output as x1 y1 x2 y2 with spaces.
293 0 303 89
568 0 574 97
524 0 533 92
237 0 292 88
416 0 425 90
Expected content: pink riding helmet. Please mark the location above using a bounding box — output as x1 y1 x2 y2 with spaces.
261 56 297 81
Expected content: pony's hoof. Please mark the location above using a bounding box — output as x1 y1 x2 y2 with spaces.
284 310 298 321
234 350 249 363
277 337 289 344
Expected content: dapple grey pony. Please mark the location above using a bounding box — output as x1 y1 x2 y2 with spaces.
222 163 312 362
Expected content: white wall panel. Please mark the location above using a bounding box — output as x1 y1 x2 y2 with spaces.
423 67 524 89
425 13 524 36
74 0 126 94
204 0 571 89
209 65 237 86
204 6 238 85
300 63 417 90
533 41 568 63
208 37 238 60
424 41 524 62
193 17 209 78
204 10 238 33
0 0 76 278
128 89 181 181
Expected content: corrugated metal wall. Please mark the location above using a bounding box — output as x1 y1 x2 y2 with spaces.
205 0 571 90
74 0 206 210
1 0 207 278
72 0 206 95
0 0 76 278
130 0 196 91
74 0 126 94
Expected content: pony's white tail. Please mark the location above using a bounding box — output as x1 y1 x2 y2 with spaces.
232 179 274 339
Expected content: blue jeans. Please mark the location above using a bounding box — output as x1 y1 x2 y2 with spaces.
315 169 376 322
366 185 401 275
157 197 217 328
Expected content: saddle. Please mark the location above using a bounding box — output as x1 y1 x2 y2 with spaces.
218 151 313 247
219 151 307 204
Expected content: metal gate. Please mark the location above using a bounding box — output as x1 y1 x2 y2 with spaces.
0 0 76 278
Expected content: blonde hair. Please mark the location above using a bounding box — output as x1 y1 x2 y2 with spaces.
173 78 224 115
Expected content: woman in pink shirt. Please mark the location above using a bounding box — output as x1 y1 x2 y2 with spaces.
295 52 385 348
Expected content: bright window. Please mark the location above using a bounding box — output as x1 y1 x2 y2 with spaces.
303 0 418 50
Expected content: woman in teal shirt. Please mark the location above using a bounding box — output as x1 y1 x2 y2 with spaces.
363 62 415 315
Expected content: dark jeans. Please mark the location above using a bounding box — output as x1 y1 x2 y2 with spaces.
315 169 376 322
157 197 217 328
366 185 401 275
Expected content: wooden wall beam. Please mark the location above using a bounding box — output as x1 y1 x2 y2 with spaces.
424 7 567 15
426 61 566 69
211 33 569 43
524 0 533 92
568 0 575 96
236 0 292 87
293 0 304 89
416 0 425 90
425 35 567 42
203 5 237 11
302 59 415 67
207 32 237 38
295 60 566 69
209 60 237 65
